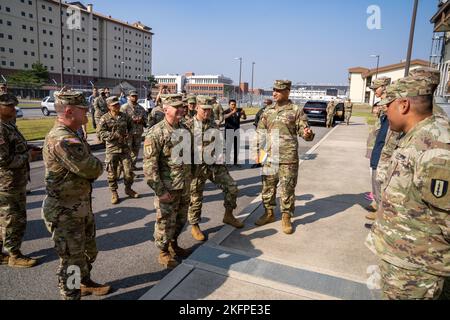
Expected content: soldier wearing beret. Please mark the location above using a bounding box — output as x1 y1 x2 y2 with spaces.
143 94 192 269
42 90 110 300
255 80 315 235
0 94 39 268
97 96 139 204
366 75 450 300
185 96 243 242
120 90 148 170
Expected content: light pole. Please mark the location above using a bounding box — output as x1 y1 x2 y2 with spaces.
250 62 255 107
121 61 125 83
234 57 242 107
59 0 64 87
71 66 76 88
78 70 82 89
370 54 380 107
405 0 419 76
138 74 143 98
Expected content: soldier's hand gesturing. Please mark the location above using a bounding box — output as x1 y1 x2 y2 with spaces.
303 128 313 139
159 192 174 203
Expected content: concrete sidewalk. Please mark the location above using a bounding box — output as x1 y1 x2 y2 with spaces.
140 116 381 300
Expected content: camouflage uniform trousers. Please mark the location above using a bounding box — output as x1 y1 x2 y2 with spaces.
129 134 143 167
326 114 334 127
154 186 191 251
380 260 450 300
345 112 352 125
45 204 97 300
262 164 299 217
188 165 238 225
0 188 26 254
106 153 134 191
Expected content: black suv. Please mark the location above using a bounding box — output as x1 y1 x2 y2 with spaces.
303 101 345 125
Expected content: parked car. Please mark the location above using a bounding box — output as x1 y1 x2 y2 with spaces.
15 107 23 118
41 96 56 116
303 100 345 125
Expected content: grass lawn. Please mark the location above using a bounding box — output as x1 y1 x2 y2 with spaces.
17 118 96 141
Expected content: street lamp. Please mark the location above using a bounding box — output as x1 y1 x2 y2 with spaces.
121 61 125 83
405 0 419 76
71 66 76 88
250 62 255 107
234 57 242 107
370 54 380 107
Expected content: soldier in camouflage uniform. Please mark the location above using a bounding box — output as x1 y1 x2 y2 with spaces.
148 101 165 129
97 96 139 205
344 98 353 126
326 99 336 128
0 94 39 268
256 80 315 234
185 96 243 242
366 75 450 300
120 90 148 170
143 94 192 269
212 96 224 126
184 95 197 122
93 89 108 129
42 90 110 300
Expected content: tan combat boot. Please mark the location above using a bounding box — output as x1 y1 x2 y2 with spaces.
282 213 294 235
80 279 111 297
8 252 38 268
158 250 179 269
223 208 244 229
125 188 139 199
255 209 275 226
111 191 119 205
169 240 192 259
365 212 377 221
191 224 206 242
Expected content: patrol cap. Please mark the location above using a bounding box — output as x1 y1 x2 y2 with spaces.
106 96 120 106
369 77 391 90
196 96 213 109
188 95 197 104
161 94 184 108
0 93 18 107
54 90 88 108
378 75 437 106
409 67 440 87
128 90 138 96
273 80 292 91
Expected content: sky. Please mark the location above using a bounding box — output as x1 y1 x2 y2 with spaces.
89 0 438 89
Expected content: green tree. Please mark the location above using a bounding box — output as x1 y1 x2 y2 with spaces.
7 62 49 88
147 75 158 89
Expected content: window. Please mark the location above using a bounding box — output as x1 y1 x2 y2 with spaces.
30 26 34 31
50 55 54 59
1 61 5 66
49 19 52 24
30 39 34 44
6 7 11 13
10 61 14 67
50 66 54 71
49 7 52 12
31 52 35 57
50 43 53 47
29 14 33 18
43 41 47 46
24 51 28 55
7 21 11 26
42 5 45 9
0 48 4 52
43 29 47 34
49 31 52 35
9 48 13 53
23 38 27 43
22 25 26 30
44 54 47 58
42 17 46 22
24 63 29 68
22 12 26 17
29 1 32 5
8 35 12 40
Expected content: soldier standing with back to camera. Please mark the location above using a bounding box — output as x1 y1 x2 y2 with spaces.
42 90 110 300
256 80 315 235
344 98 353 126
0 94 39 268
326 99 336 128
366 74 450 300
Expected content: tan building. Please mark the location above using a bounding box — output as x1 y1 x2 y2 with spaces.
348 59 429 104
0 0 153 88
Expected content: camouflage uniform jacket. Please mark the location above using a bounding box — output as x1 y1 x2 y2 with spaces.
184 110 197 123
184 117 219 170
148 105 165 128
326 102 336 115
212 103 224 124
42 123 103 222
143 119 192 197
366 116 450 276
93 96 108 124
344 102 353 112
257 101 314 164
0 120 29 192
97 112 133 154
376 129 403 187
120 102 148 136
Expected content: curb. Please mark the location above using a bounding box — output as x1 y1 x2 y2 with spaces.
139 124 341 300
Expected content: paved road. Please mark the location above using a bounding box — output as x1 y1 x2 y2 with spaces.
0 123 329 300
20 107 54 119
